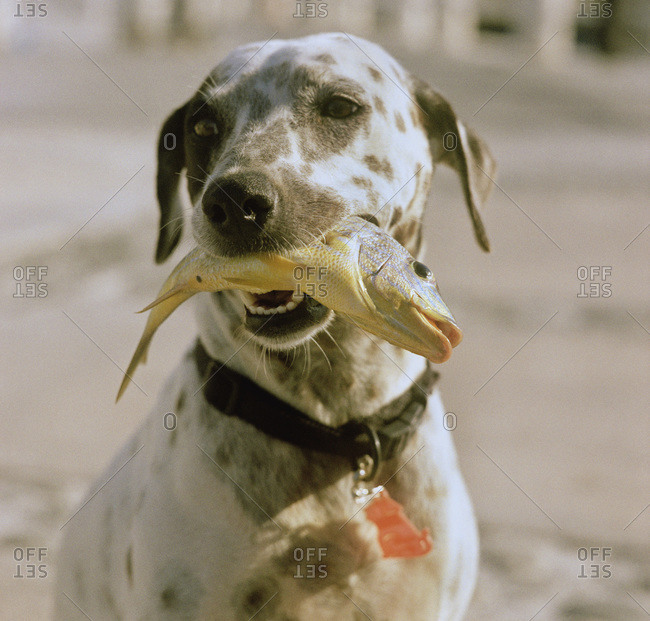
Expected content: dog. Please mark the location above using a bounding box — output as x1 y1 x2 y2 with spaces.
54 32 495 620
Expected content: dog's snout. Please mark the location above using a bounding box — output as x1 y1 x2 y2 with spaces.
201 173 277 254
203 177 274 227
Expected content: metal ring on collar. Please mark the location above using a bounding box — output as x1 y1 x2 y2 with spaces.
352 424 382 481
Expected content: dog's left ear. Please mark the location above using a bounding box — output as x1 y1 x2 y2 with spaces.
155 103 188 263
413 79 496 252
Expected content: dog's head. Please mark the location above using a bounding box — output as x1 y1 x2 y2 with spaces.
154 33 495 351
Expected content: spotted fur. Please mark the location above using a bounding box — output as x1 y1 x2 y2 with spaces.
55 33 495 620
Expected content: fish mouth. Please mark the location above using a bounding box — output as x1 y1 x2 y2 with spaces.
237 290 332 346
414 309 463 362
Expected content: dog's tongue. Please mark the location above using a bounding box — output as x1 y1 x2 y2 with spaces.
253 290 294 308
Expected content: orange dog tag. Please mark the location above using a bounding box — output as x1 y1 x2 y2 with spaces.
364 490 433 558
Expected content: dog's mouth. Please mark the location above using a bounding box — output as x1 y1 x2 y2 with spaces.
237 290 332 346
242 290 304 315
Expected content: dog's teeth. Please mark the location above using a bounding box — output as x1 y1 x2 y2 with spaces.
238 291 256 306
245 293 304 316
292 292 305 303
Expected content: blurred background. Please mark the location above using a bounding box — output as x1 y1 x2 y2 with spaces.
1 0 648 618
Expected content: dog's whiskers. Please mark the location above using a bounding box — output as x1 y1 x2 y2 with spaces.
322 327 346 358
254 342 265 378
184 172 208 184
158 210 192 234
310 336 332 372
299 342 310 377
263 345 272 380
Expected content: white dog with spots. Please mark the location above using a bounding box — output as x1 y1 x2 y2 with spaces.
55 33 495 620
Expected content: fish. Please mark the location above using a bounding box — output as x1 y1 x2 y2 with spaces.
116 216 462 400
115 251 299 401
288 217 463 362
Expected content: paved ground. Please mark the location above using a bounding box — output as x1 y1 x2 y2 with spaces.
1 18 648 621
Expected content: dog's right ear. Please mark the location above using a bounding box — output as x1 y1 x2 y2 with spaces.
155 103 188 263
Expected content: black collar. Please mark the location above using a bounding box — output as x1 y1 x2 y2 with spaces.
193 339 438 475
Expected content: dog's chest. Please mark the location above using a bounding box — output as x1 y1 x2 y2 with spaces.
132 365 455 620
174 489 445 621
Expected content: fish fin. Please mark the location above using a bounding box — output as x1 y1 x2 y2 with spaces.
116 289 196 401
220 276 260 288
116 338 151 402
138 284 188 313
222 254 300 289
263 253 302 272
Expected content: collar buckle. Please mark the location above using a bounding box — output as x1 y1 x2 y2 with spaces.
340 421 382 475
376 396 427 459
349 425 385 503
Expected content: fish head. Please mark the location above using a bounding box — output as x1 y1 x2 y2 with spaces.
352 223 463 363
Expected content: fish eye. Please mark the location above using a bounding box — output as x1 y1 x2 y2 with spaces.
412 260 432 280
193 119 218 137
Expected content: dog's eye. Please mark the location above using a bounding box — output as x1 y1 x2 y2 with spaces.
193 119 218 137
411 261 432 280
323 97 359 119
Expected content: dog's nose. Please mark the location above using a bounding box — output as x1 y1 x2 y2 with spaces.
202 173 276 251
